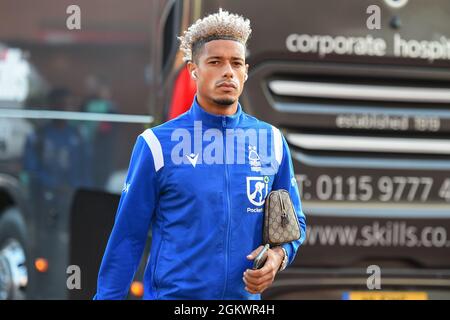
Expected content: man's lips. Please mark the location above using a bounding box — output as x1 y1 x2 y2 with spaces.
217 81 237 89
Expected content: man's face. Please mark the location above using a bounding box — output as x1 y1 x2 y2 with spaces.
188 39 248 107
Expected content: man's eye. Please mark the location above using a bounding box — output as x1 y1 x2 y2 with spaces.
209 61 219 65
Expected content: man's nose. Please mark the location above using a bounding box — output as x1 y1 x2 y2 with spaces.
222 62 234 78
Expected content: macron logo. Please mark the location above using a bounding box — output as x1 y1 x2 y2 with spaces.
186 153 199 168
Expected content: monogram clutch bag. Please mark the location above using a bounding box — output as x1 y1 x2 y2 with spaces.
263 189 301 246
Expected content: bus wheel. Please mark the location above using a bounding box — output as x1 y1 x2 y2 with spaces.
0 207 28 300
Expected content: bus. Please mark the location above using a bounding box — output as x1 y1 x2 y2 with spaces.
151 0 450 300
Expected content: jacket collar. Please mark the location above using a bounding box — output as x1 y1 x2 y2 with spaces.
189 96 243 129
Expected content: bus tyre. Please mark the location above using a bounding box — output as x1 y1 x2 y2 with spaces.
0 207 28 300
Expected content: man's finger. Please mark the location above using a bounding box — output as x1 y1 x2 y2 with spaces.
244 272 273 286
244 278 268 294
246 245 264 260
245 281 269 294
244 267 271 280
244 271 271 285
245 286 259 294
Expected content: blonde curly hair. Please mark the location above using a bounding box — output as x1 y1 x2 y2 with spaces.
178 8 252 62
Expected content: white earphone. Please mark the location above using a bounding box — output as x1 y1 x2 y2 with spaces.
244 73 248 81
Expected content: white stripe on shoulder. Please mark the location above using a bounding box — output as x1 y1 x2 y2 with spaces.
140 129 164 172
271 125 283 165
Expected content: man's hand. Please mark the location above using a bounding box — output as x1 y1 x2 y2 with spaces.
243 245 285 294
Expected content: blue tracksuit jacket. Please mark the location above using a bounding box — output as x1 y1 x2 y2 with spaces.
94 97 306 300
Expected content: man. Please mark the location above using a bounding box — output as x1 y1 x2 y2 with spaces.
94 9 306 300
24 88 87 194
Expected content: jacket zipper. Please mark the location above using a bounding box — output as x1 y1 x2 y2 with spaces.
221 116 232 299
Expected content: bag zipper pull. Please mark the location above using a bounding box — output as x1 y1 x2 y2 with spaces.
279 192 288 227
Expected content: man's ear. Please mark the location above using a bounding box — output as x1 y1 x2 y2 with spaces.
244 64 249 82
187 62 197 80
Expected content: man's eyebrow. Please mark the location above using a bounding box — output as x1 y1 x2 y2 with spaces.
206 56 244 61
206 56 223 60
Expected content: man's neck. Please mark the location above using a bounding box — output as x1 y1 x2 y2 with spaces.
197 95 238 116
